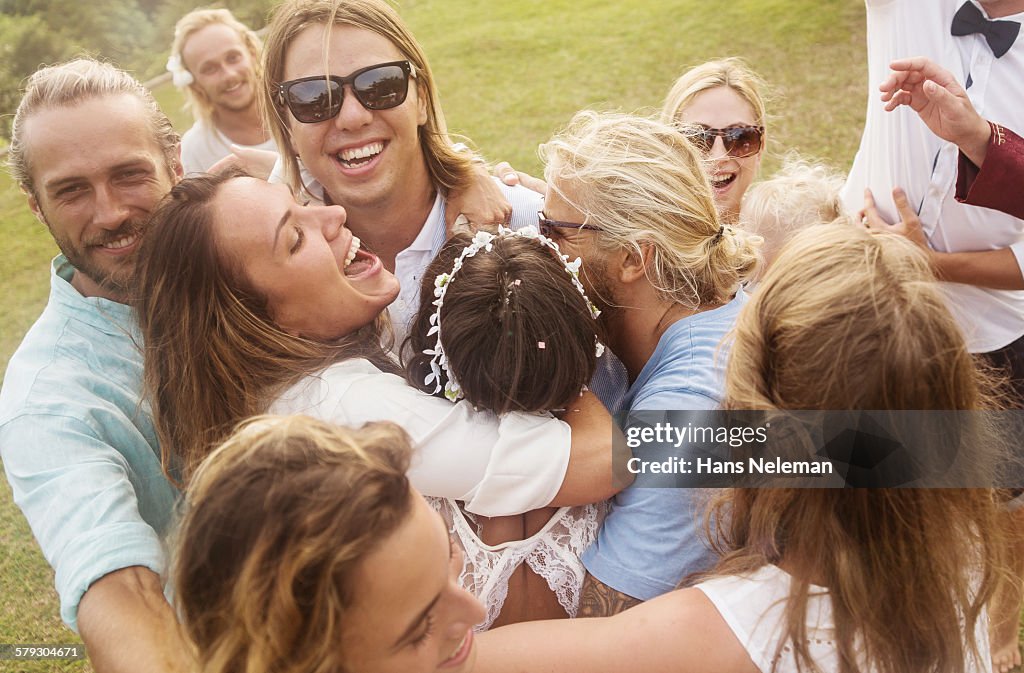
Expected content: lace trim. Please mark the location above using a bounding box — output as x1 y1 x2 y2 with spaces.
427 497 604 631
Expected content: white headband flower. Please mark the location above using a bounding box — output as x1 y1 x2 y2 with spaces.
166 53 194 88
423 225 605 403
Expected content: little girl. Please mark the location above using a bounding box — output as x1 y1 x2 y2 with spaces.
405 225 606 630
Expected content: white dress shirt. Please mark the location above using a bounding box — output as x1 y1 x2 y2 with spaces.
841 0 1024 352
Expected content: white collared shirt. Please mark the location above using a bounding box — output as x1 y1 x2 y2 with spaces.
841 0 1024 352
389 181 542 348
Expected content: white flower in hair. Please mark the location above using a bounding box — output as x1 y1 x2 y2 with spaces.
166 54 194 88
423 225 606 402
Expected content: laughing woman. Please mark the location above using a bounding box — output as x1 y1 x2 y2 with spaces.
134 170 616 517
661 58 768 225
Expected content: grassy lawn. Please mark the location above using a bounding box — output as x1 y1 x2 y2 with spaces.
0 1 866 668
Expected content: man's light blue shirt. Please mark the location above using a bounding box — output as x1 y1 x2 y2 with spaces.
582 291 746 600
0 257 178 631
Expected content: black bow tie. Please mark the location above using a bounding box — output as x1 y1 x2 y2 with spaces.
951 1 1020 58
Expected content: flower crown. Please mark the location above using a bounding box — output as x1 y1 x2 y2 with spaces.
166 54 194 88
423 225 605 403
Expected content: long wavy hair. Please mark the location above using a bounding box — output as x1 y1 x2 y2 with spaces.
134 170 398 483
708 223 1016 673
173 415 413 673
541 111 761 311
260 0 475 200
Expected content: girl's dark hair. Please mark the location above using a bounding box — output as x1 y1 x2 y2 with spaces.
404 231 599 413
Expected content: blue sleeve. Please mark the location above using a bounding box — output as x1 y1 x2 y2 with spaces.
1 414 169 632
582 389 720 600
503 181 544 230
630 387 720 414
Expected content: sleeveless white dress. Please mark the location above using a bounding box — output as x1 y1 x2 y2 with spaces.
428 497 602 630
695 565 992 673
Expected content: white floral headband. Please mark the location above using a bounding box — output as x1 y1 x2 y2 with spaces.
166 54 194 88
423 225 605 402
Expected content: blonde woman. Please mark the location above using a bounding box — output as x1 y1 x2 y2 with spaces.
498 58 769 227
174 415 485 673
474 223 1015 673
661 57 769 224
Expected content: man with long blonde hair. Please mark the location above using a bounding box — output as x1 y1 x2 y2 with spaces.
259 0 531 346
537 111 761 616
167 8 276 173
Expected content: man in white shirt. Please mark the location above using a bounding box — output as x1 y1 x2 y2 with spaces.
843 6 1024 670
261 0 529 347
842 0 1024 403
168 8 277 174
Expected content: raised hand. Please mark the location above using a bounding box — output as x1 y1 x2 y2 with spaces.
880 56 991 166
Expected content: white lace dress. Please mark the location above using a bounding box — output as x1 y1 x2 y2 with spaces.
428 497 602 631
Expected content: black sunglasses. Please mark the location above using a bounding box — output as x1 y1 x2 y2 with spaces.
682 125 764 158
276 60 415 124
538 212 602 239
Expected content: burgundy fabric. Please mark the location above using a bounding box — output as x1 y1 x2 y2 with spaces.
955 122 1024 219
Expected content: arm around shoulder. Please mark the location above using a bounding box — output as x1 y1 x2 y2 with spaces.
474 587 755 673
548 391 627 507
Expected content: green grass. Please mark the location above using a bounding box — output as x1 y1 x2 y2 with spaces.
0 1 867 668
407 0 867 177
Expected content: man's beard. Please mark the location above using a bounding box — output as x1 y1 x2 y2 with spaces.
579 254 621 336
49 218 145 297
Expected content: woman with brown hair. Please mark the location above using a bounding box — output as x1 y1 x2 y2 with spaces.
174 414 485 673
134 170 616 517
473 223 1015 673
